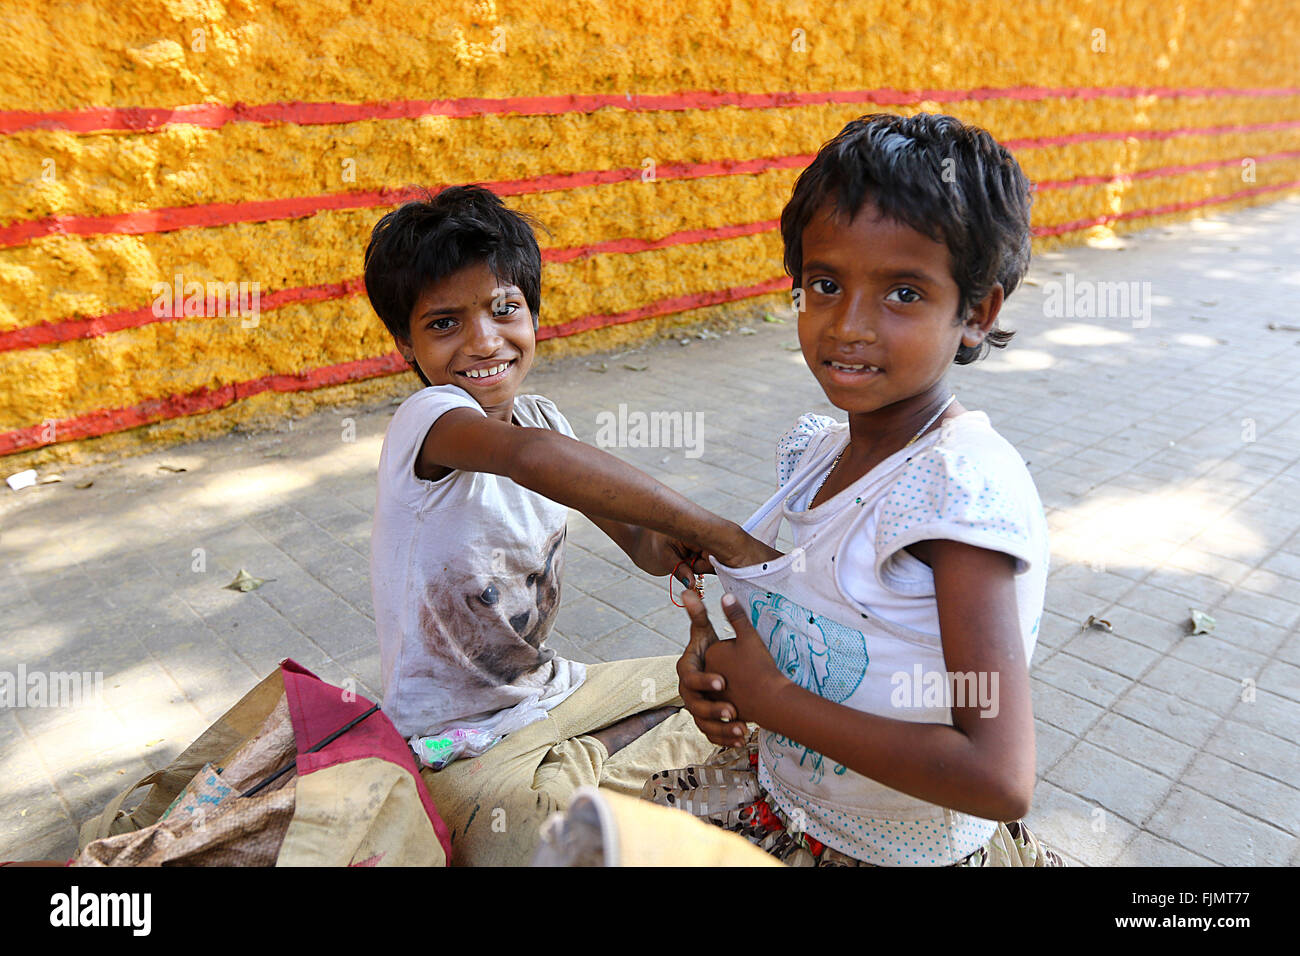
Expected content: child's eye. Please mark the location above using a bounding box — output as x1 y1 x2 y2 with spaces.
885 287 922 304
429 317 457 331
810 278 839 295
493 301 519 317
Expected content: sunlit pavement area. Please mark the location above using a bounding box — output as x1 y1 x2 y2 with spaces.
3 196 1299 865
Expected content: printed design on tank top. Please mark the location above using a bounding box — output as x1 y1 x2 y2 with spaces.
748 590 868 787
749 590 869 701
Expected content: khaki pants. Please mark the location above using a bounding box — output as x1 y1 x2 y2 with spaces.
418 655 714 866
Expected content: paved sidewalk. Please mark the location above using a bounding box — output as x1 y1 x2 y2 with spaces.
3 198 1300 865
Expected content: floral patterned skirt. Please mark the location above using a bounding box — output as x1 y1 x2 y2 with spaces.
640 732 1066 868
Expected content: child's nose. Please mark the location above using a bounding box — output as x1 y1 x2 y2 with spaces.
829 295 879 344
464 313 505 353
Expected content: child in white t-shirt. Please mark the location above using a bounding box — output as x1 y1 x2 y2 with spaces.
645 113 1066 866
362 185 779 865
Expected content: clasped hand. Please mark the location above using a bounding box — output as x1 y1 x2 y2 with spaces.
675 588 788 747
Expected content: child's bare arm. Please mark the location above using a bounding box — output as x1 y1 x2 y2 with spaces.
583 516 704 578
696 540 1036 822
419 408 778 569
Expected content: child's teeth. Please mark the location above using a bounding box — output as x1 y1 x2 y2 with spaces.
832 362 874 371
466 362 509 379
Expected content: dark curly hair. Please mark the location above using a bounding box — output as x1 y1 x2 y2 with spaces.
363 185 544 383
780 113 1033 364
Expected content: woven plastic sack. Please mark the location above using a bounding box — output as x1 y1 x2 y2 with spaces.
75 660 450 866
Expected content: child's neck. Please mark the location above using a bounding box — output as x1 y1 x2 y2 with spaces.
480 391 519 423
844 386 961 471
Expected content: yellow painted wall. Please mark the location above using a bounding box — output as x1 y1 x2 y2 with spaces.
2 0 1298 465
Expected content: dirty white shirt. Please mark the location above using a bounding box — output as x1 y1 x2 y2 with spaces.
371 384 585 739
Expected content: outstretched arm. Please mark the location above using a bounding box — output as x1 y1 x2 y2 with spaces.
419 407 779 571
692 539 1037 822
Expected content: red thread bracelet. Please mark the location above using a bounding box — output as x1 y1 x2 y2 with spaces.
668 561 704 607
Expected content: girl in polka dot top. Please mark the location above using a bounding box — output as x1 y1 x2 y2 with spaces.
647 113 1066 866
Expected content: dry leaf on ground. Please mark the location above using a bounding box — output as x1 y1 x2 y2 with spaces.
225 569 270 592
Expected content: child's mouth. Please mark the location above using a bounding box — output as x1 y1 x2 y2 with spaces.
457 359 516 385
825 360 882 382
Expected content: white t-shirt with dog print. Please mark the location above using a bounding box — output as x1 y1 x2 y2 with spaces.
372 384 585 740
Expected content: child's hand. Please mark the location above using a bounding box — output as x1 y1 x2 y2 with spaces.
676 588 745 747
636 527 781 579
699 592 788 730
712 529 783 570
653 534 716 582
625 530 715 580
677 589 787 746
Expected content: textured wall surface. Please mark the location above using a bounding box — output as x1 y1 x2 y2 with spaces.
2 0 1298 463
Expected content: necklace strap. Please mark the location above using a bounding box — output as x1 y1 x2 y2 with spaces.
811 394 956 505
905 394 956 447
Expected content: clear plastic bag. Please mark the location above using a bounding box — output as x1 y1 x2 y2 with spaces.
409 694 553 770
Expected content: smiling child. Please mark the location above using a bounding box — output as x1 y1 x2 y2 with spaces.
362 185 778 865
645 113 1066 867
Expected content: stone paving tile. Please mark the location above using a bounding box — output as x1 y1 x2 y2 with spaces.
1113 831 1217 866
550 593 631 646
1141 657 1245 717
1259 550 1300 581
333 642 384 702
4 197 1300 865
563 546 634 592
1203 717 1299 783
1047 565 1137 605
1046 741 1177 826
1087 712 1197 779
586 573 676 623
1029 679 1106 737
1169 634 1270 687
1273 631 1300 668
1033 721 1075 778
1024 780 1139 868
1032 610 1082 654
1181 751 1300 837
1253 664 1300 708
1034 652 1135 709
540 631 601 667
1146 786 1295 866
1115 584 1206 627
1102 607 1190 654
1061 630 1162 681
1110 683 1222 751
1216 588 1300 630
1195 608 1290 655
588 622 681 662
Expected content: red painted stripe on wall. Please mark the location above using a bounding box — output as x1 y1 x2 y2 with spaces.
6 142 1300 353
1034 178 1300 236
4 85 1299 135
1003 119 1300 151
0 277 366 352
3 159 1296 458
0 156 808 249
0 220 782 352
0 351 409 455
1 276 789 454
1032 148 1300 190
6 118 1299 250
537 276 789 340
